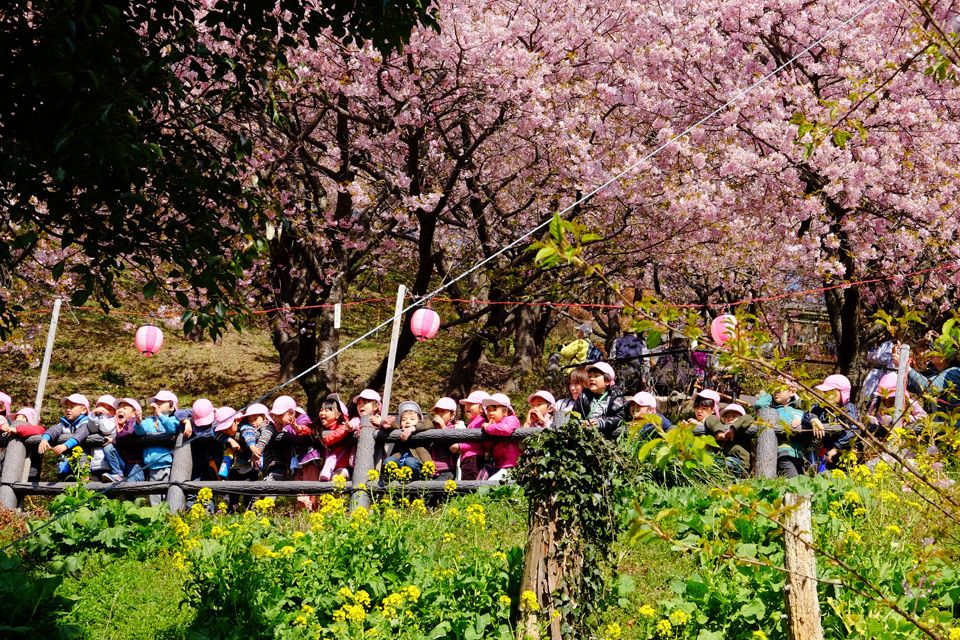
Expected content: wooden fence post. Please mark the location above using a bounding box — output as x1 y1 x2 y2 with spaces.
351 415 375 511
0 439 27 509
166 435 192 512
784 493 824 640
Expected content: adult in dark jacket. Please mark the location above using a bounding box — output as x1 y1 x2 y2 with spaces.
572 362 628 438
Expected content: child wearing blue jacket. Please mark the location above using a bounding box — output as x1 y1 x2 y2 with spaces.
134 390 180 495
37 393 92 479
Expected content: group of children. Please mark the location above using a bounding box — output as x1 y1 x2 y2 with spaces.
0 358 929 506
0 385 561 509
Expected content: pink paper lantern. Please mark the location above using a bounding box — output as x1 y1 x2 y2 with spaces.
135 325 164 356
410 308 440 341
710 314 737 346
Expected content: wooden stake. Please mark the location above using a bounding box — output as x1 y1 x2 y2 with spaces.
894 344 910 426
34 298 62 419
380 284 406 422
784 493 824 640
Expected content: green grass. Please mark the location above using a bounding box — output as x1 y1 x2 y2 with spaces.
56 554 195 640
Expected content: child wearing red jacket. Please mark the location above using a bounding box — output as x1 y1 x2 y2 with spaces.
318 394 354 481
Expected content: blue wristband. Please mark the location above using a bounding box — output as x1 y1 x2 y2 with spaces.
64 438 79 449
41 434 51 441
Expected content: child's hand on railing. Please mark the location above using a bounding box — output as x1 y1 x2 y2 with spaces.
52 444 68 455
182 419 193 438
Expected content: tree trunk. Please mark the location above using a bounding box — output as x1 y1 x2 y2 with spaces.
518 494 578 640
505 305 541 393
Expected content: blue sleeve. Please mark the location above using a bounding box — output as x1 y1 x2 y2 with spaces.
159 414 179 434
134 419 149 435
240 426 258 448
753 393 773 409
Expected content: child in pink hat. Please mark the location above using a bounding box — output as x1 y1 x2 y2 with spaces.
522 390 557 429
802 374 859 471
480 393 521 482
426 397 458 480
453 391 489 481
1 407 45 438
101 398 146 483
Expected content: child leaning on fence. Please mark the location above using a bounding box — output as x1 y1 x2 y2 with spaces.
426 398 458 481
87 395 119 477
134 390 180 486
453 391 489 481
382 401 432 480
38 393 92 479
804 374 859 471
479 393 521 483
704 403 753 478
102 398 145 482
318 393 354 481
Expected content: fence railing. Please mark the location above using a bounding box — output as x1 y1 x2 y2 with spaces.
0 408 815 512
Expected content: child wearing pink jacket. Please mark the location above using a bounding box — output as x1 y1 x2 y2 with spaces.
453 390 489 481
480 393 521 482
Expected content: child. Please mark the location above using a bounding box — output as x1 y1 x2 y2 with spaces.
318 393 354 480
1 407 44 438
135 390 180 502
523 390 557 429
480 393 521 482
704 403 753 478
687 389 721 424
382 401 431 479
351 389 392 429
215 404 265 510
554 367 588 428
263 395 302 482
865 372 926 438
0 391 11 429
102 398 145 482
754 379 808 478
571 362 628 438
454 390 489 481
627 391 672 437
804 374 859 471
183 398 220 485
38 394 92 479
426 397 458 481
88 395 119 477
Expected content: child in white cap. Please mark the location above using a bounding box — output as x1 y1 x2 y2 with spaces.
571 362 628 438
522 390 557 429
88 395 119 477
627 392 672 437
427 397 458 480
703 403 753 478
134 390 180 494
38 393 92 479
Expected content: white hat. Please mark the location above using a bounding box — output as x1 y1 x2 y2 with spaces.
629 392 658 410
117 398 142 414
481 393 515 414
60 393 91 412
587 361 616 384
527 390 557 408
148 390 179 411
352 389 382 406
95 395 119 411
720 403 746 418
432 397 458 413
459 390 490 406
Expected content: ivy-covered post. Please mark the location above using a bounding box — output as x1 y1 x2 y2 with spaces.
513 423 619 640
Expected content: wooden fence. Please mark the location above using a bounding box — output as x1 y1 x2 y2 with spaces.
0 407 814 512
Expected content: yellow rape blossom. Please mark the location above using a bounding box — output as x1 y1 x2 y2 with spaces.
293 615 307 627
210 525 228 539
189 502 205 521
352 506 370 521
885 525 902 536
444 479 458 493
465 503 486 526
520 590 540 612
292 531 306 540
656 619 673 637
499 595 512 606
752 632 768 640
443 533 455 543
421 460 437 477
411 498 427 515
333 474 348 490
669 609 690 626
639 605 655 618
197 486 214 505
367 469 380 483
252 497 275 513
603 622 622 639
948 628 960 640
